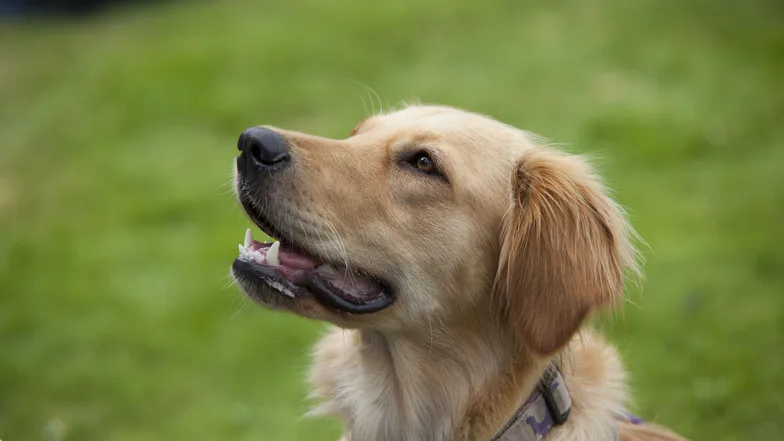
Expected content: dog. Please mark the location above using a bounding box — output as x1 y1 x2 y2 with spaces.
230 105 688 441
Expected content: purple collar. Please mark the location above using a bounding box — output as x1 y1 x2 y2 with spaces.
490 364 572 441
489 364 646 441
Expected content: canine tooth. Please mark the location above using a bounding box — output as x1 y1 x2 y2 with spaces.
253 250 265 264
244 228 253 248
267 241 281 266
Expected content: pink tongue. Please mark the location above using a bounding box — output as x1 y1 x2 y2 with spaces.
249 240 382 298
249 240 317 269
248 240 317 284
279 248 318 269
275 247 319 285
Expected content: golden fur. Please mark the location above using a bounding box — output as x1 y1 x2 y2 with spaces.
233 105 688 440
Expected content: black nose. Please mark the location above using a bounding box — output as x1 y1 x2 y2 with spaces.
238 127 291 169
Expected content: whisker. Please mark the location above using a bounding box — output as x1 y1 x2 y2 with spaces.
350 79 384 115
359 95 369 115
230 298 253 320
322 208 357 290
427 315 434 360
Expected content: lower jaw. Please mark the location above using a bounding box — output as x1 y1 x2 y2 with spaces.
232 259 394 314
306 274 395 313
232 260 302 307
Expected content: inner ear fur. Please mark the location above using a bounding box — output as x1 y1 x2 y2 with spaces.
495 148 639 354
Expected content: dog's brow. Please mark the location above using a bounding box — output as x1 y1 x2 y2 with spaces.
390 133 441 150
409 133 439 144
384 135 393 174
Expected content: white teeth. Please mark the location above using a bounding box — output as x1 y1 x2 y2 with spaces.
238 244 252 261
244 228 253 248
266 241 281 266
266 279 295 298
237 233 280 267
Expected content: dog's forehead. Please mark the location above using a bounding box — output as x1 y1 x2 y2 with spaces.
374 105 497 131
359 105 531 155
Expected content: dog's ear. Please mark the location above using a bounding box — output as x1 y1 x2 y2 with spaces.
495 148 639 354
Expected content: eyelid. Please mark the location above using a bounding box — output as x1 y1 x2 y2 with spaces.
399 147 436 166
397 146 448 182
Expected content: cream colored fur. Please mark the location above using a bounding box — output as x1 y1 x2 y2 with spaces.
232 105 688 440
309 327 686 441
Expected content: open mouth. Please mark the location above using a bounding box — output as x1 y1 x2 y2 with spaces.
233 228 394 314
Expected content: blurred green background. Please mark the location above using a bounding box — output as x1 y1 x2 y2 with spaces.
1 0 782 440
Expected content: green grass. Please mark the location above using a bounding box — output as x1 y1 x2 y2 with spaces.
1 0 782 440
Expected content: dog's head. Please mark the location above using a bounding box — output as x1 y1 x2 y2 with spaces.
231 105 638 354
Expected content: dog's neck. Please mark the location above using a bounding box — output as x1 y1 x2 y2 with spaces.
363 329 540 440
311 310 551 441
310 325 632 441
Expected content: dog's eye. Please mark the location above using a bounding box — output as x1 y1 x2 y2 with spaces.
399 149 447 182
414 154 435 173
405 151 441 177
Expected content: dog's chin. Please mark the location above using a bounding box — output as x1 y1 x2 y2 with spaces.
232 259 307 311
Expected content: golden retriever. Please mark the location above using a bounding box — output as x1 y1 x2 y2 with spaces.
230 105 688 441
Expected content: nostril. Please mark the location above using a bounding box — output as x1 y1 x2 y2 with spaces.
250 141 289 165
239 127 292 169
249 142 264 164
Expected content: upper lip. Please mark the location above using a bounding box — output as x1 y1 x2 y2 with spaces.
238 192 300 250
235 181 396 314
237 190 334 269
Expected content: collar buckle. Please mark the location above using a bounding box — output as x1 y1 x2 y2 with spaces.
539 367 571 425
489 363 572 441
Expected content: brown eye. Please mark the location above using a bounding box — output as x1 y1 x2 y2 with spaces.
414 154 434 173
400 149 446 181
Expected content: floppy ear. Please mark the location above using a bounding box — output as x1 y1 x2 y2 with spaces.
495 148 639 354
